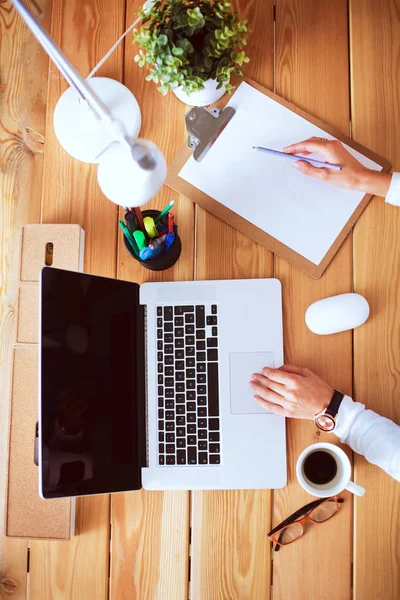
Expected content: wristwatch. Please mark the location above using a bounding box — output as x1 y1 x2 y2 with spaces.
314 389 344 432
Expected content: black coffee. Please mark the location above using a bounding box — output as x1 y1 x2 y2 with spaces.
303 450 338 485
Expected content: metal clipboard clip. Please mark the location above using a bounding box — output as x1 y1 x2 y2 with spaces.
185 106 236 162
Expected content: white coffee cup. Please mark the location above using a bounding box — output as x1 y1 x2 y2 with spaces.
296 442 365 497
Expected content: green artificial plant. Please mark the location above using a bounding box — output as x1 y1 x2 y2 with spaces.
133 0 249 95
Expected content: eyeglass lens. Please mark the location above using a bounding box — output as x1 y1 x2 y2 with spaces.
309 499 338 522
277 521 303 545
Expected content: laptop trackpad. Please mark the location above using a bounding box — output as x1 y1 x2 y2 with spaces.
230 352 275 414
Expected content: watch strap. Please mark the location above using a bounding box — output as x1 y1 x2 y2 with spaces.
325 389 344 418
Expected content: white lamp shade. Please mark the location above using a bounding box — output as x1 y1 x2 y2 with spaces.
97 139 167 207
53 77 141 164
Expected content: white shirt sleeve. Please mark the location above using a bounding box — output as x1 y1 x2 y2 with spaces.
385 172 400 206
334 396 400 481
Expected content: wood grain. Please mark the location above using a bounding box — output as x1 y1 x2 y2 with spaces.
0 538 27 600
191 489 272 600
111 490 189 600
191 2 275 599
0 0 51 596
1 1 399 598
273 1 353 598
110 2 191 599
30 494 110 600
29 0 126 597
350 1 400 597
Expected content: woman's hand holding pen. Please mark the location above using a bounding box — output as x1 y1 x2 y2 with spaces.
283 137 392 197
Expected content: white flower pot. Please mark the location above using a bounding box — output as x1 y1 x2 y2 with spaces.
172 79 226 106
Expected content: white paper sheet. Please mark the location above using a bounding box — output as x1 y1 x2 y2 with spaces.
179 82 382 265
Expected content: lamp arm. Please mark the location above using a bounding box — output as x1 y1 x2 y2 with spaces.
11 0 152 165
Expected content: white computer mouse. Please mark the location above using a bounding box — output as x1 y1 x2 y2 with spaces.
305 293 370 335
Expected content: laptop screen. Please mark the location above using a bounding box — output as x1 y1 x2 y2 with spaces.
40 268 145 498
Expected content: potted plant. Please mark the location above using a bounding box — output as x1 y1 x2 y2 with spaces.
133 0 250 106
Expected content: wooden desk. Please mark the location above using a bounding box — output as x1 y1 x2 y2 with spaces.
1 0 399 598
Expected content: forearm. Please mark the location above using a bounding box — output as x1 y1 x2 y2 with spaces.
358 170 392 197
334 396 400 481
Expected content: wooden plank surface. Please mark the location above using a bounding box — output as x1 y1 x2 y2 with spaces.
0 0 52 596
0 538 27 600
109 2 191 598
28 0 126 597
1 1 399 598
110 490 189 600
191 1 275 598
273 1 353 599
30 494 110 599
350 1 400 598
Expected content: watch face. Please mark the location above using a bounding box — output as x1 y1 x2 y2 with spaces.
315 414 336 432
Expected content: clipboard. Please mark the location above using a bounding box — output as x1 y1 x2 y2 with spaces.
166 78 391 278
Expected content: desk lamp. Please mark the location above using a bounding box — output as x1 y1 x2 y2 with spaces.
12 0 166 207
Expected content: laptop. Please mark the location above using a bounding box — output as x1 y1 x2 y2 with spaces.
38 267 286 498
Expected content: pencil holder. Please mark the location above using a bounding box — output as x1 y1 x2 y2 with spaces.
123 209 181 271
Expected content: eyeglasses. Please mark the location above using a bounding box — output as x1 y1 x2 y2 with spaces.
267 496 344 551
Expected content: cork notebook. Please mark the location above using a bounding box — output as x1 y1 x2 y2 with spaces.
6 224 84 539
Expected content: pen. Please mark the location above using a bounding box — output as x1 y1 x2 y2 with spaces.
253 146 342 171
155 199 176 224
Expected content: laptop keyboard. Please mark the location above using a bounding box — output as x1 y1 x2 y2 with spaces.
156 304 220 466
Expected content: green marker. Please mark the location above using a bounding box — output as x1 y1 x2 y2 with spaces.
155 199 176 224
118 220 140 257
133 230 147 251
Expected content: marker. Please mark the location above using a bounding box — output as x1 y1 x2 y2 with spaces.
155 199 176 224
168 213 174 234
140 246 163 261
133 230 147 251
125 211 138 233
156 215 168 229
148 234 167 250
144 216 158 238
165 233 175 251
118 220 140 257
139 236 166 261
157 223 177 235
253 146 342 171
